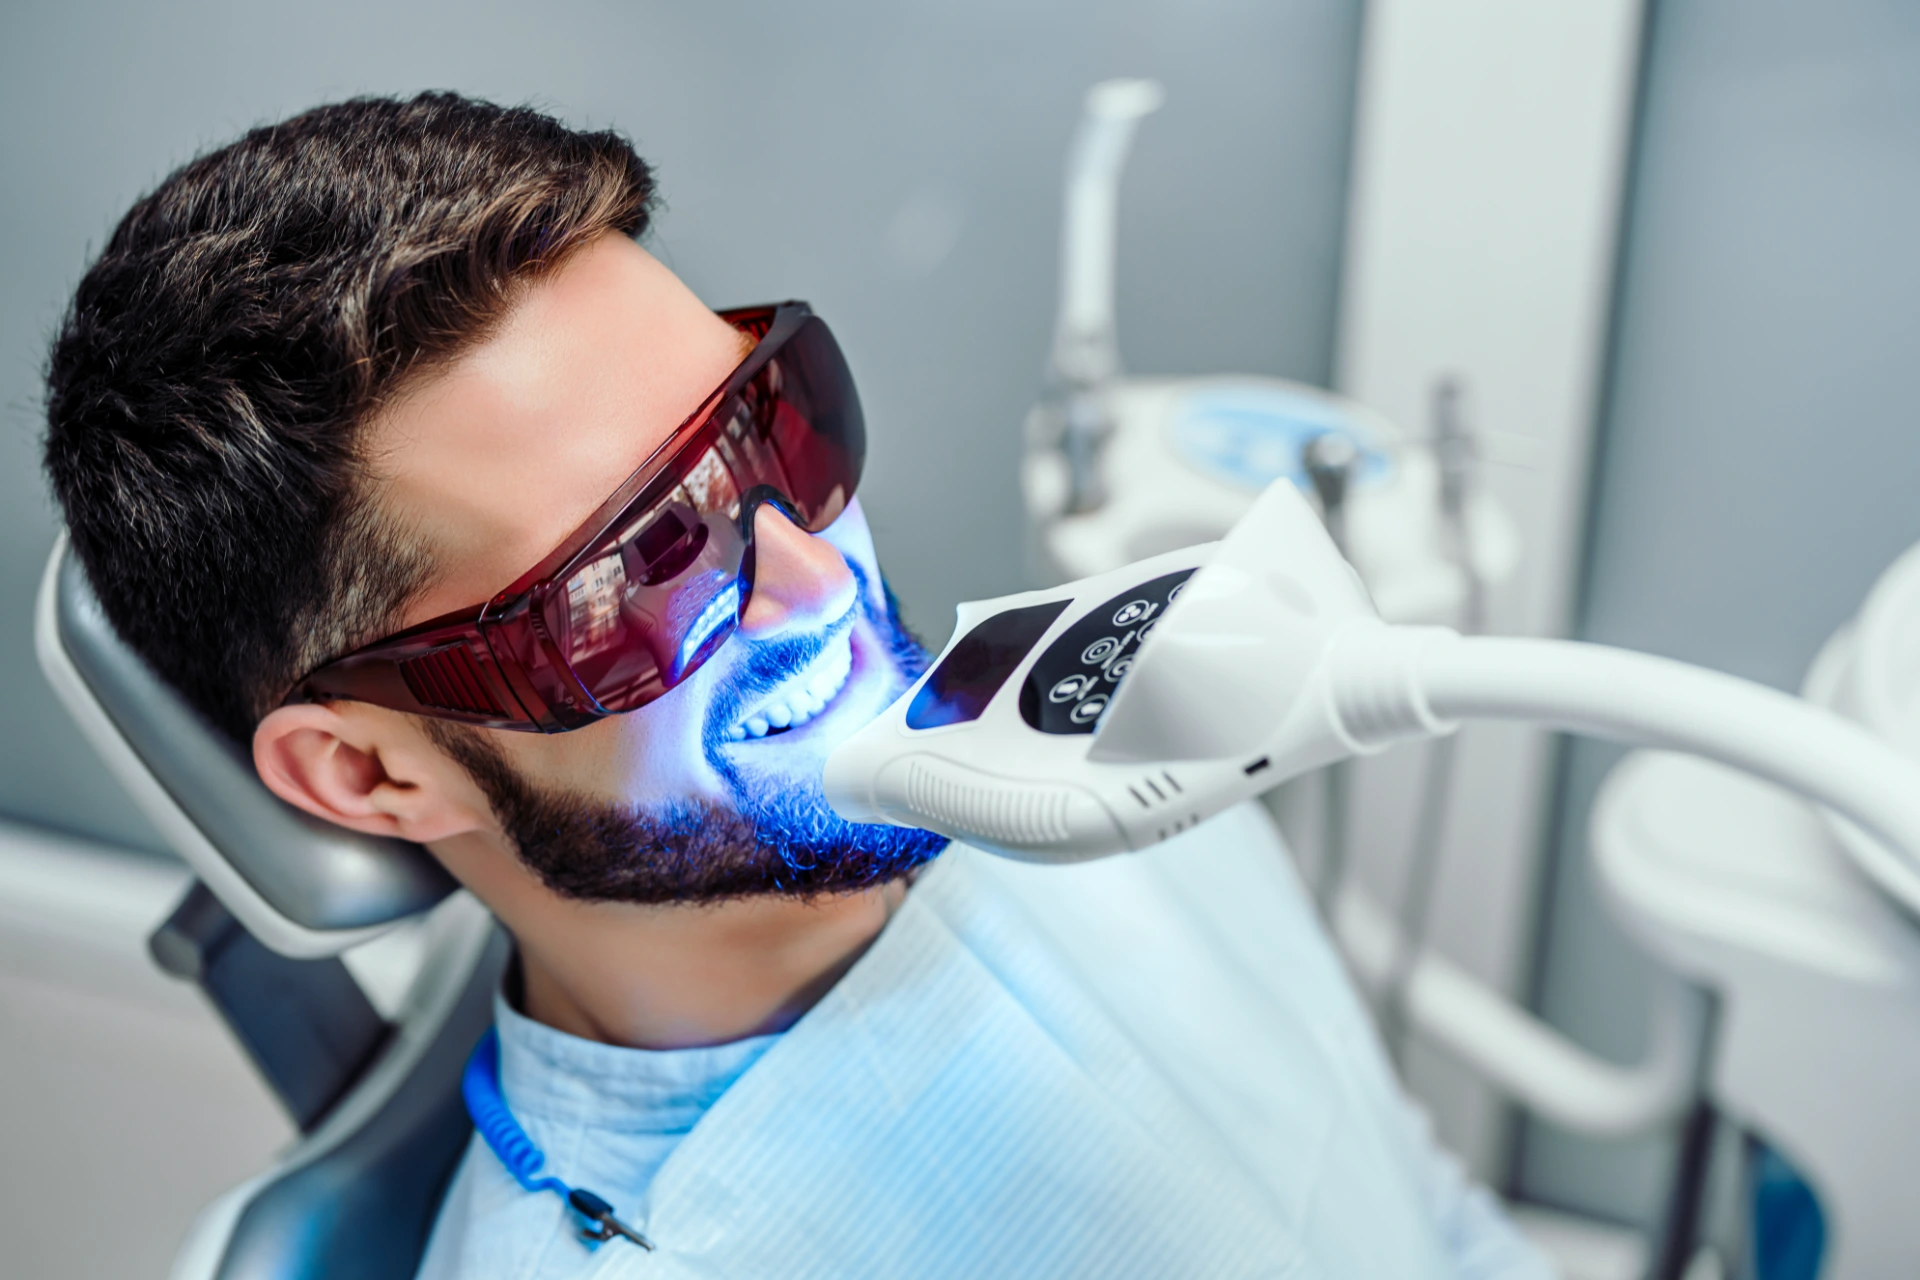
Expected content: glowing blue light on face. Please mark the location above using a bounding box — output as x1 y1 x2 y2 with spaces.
678 580 742 675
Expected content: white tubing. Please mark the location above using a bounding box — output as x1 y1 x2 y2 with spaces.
1416 636 1920 917
1410 947 1705 1136
1050 79 1163 388
1335 883 1703 1136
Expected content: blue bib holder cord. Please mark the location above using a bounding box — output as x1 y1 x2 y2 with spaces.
463 1028 654 1251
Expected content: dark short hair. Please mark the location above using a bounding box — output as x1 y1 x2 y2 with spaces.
44 92 655 742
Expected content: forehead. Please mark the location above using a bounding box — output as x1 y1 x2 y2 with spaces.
369 235 744 625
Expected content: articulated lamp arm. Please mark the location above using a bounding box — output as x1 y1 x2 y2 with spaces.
1094 477 1920 914
1362 630 1920 916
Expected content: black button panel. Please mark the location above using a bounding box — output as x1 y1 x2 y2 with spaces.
1018 569 1196 735
905 599 1070 731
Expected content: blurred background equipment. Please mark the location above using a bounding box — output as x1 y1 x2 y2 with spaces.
1022 79 1519 623
3 2 1919 1279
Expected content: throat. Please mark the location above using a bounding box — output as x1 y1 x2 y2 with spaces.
510 878 908 1050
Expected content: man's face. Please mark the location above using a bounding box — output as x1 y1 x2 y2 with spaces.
365 234 943 900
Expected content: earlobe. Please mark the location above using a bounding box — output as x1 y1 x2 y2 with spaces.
253 704 489 844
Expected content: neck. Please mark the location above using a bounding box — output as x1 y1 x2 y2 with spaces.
515 883 904 1048
445 826 907 1048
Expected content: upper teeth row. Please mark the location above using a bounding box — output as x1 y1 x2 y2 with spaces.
725 640 854 741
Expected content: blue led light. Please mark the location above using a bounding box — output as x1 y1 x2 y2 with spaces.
679 580 742 673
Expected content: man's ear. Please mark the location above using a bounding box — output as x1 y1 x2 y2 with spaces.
253 703 491 844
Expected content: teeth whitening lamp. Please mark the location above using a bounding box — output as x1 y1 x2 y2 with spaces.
825 478 1920 916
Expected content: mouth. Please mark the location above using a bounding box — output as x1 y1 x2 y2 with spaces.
721 631 857 742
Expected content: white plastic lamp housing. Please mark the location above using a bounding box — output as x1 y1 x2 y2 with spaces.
827 478 1920 918
824 481 1424 862
1088 463 1387 768
822 540 1223 862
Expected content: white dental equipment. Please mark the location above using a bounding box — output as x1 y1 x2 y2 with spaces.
825 476 1920 919
1024 79 1519 625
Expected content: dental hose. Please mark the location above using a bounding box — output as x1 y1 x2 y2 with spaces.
1379 379 1479 1070
1303 432 1360 918
1378 720 1461 1071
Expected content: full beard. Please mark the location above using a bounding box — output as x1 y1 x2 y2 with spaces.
428 570 949 904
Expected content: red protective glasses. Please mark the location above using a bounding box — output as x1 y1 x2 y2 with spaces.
287 302 864 732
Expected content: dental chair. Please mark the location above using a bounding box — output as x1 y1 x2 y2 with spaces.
34 537 508 1280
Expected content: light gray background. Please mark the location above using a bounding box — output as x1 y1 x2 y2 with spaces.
1517 0 1920 1226
0 0 1363 854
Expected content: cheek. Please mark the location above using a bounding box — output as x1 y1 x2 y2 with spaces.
494 690 725 809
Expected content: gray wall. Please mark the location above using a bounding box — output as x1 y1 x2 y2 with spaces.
0 0 1362 853
1517 0 1920 1225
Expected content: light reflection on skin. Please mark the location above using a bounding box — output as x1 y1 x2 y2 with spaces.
251 232 935 1048
502 495 912 831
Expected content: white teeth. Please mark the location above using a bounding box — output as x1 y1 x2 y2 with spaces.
727 636 856 742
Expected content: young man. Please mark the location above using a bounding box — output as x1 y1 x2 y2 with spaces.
44 94 1551 1278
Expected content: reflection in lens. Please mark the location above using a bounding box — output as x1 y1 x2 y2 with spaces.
565 554 627 661
676 579 741 676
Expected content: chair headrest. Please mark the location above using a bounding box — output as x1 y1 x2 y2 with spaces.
35 536 456 958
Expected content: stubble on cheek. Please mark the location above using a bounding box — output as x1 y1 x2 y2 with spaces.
489 673 731 814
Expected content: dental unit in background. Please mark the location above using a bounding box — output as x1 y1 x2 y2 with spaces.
1020 80 1519 1066
1022 79 1519 624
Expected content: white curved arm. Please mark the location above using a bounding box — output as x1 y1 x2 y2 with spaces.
1049 79 1163 389
1308 627 1920 1136
1334 882 1705 1136
1407 636 1920 916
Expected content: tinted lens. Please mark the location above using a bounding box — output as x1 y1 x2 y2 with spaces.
532 496 749 720
530 313 864 719
729 315 863 530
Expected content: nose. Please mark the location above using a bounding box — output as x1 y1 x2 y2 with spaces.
737 502 858 640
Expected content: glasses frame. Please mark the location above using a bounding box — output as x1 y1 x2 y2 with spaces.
285 301 864 733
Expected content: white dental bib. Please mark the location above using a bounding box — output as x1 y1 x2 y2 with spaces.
427 805 1544 1279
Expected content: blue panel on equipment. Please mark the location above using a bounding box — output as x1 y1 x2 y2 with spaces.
1166 384 1390 494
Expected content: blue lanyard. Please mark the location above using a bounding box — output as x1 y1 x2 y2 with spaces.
461 1028 654 1250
